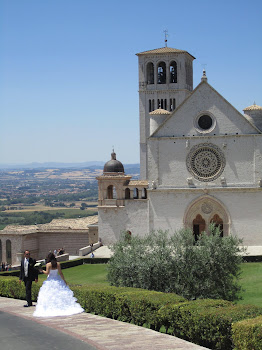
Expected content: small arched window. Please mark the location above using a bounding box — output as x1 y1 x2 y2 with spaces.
169 98 176 111
146 62 154 84
170 61 177 83
142 188 147 199
125 188 130 199
107 185 116 199
6 239 12 265
157 62 166 84
133 188 139 199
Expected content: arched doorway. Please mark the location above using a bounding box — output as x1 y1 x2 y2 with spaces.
6 239 12 265
193 214 206 241
210 214 223 237
125 188 130 199
184 196 230 237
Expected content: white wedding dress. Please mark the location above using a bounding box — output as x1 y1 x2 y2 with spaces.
33 269 84 317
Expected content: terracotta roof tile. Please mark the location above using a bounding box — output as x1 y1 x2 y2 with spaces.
136 47 195 59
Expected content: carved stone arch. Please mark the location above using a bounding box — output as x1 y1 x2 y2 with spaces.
183 195 230 236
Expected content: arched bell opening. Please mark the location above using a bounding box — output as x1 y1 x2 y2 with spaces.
146 62 154 84
157 62 166 84
107 185 117 199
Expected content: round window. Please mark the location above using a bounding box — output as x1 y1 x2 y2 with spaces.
186 143 226 182
198 115 213 130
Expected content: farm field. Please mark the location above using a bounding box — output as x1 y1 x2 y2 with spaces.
6 201 97 212
0 206 98 229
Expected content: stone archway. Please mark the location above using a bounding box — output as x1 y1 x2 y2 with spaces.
193 214 206 241
184 195 230 237
210 214 224 237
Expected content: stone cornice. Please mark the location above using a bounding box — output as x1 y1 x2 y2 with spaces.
149 133 262 140
149 186 262 193
138 89 190 94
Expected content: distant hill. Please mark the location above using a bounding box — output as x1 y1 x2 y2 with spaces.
0 161 105 170
0 162 140 176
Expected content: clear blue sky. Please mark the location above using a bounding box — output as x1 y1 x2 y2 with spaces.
1 0 261 165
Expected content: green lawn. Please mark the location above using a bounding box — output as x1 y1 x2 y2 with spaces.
38 263 109 286
238 262 262 307
37 262 262 307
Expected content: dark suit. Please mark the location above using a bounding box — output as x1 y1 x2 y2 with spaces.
19 257 38 306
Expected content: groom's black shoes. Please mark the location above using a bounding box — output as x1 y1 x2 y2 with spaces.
24 303 33 307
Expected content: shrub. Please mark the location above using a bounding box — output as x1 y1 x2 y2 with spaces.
108 226 245 301
232 315 262 350
159 300 262 350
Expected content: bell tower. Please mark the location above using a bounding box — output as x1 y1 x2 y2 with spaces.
136 47 195 179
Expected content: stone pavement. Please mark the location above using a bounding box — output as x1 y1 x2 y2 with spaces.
0 297 209 350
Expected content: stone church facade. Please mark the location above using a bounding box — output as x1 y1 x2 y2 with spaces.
97 46 262 248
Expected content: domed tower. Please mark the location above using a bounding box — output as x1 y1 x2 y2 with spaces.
243 103 262 131
96 151 131 207
136 46 195 179
103 150 125 174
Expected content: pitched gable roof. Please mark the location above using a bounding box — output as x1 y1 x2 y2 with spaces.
151 81 261 137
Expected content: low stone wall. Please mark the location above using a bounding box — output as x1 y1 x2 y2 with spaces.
79 242 100 256
56 253 69 262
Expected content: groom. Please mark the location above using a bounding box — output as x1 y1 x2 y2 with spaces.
19 250 38 307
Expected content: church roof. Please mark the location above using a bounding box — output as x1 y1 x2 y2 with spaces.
128 180 148 186
243 103 262 111
136 47 195 59
149 108 171 115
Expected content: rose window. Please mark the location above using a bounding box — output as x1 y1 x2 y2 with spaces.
186 143 225 182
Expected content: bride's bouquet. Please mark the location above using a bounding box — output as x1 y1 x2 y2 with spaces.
34 261 44 271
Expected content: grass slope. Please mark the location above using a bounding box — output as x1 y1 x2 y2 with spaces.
38 264 109 286
238 262 262 307
37 262 262 307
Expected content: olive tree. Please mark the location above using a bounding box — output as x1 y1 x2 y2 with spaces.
107 226 245 301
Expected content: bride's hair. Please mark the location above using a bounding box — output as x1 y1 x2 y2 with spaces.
46 252 57 269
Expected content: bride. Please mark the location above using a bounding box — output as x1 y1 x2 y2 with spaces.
33 252 84 317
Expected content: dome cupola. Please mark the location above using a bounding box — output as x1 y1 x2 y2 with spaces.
243 103 262 131
103 151 124 174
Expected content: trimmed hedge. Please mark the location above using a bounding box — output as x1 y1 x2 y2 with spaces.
1 277 262 349
232 315 262 350
72 285 185 329
0 276 40 301
0 258 109 277
159 299 262 349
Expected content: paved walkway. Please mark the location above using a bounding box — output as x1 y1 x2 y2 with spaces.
0 297 208 350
